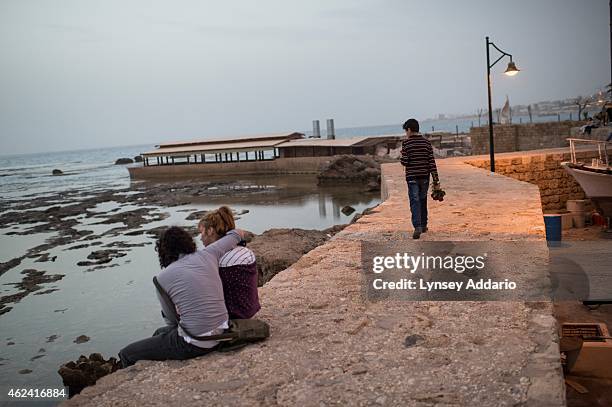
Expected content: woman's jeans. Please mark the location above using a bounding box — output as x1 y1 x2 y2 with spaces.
407 177 429 230
119 325 215 368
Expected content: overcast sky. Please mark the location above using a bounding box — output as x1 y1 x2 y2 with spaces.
0 0 609 154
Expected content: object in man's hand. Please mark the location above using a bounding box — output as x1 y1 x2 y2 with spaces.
431 186 446 201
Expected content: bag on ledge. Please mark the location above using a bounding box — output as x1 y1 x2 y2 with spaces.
182 319 270 352
153 276 270 352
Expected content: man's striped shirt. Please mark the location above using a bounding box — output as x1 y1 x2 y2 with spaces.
400 134 438 181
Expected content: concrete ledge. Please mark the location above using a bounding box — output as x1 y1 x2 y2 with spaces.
64 159 565 406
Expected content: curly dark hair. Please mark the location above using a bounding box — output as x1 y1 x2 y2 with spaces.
155 226 196 268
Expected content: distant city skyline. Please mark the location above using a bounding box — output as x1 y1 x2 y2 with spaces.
0 0 609 154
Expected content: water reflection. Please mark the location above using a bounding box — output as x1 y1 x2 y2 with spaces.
130 175 379 233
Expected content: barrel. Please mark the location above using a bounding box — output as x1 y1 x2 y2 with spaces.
544 215 562 243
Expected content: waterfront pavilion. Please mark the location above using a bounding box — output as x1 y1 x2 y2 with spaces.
139 132 304 166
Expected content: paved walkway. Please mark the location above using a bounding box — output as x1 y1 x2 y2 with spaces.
65 159 565 406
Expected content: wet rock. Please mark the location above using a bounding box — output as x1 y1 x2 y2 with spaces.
349 206 377 224
0 269 65 316
185 209 210 221
46 335 59 343
7 341 15 345
95 208 168 230
58 353 121 397
30 354 46 361
114 158 134 165
74 335 90 344
33 288 59 296
52 169 63 176
317 155 381 187
65 243 92 251
103 241 150 249
86 264 119 272
248 226 347 285
0 257 23 278
341 206 356 216
19 369 32 374
124 230 146 236
133 156 143 163
77 249 127 267
34 253 57 263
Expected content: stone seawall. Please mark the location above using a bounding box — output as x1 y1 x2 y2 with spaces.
469 121 589 155
465 148 600 211
64 159 565 407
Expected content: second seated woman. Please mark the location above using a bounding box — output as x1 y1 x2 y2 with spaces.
199 206 260 319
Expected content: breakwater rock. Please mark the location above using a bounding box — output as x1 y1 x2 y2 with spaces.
58 353 121 397
114 158 134 165
317 155 381 190
248 225 346 285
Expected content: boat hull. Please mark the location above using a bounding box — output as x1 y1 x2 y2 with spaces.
562 163 612 218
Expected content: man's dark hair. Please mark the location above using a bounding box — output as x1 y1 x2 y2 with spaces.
155 226 196 268
402 118 420 133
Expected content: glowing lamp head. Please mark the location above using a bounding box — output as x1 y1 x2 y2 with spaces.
504 61 520 76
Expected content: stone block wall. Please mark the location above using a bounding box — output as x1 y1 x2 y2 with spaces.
470 122 582 155
465 149 599 211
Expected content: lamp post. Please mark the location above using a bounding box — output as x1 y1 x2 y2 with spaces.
486 36 520 172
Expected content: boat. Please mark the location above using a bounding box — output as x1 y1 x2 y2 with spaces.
561 138 612 219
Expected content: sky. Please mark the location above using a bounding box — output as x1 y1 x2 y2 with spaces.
0 0 609 155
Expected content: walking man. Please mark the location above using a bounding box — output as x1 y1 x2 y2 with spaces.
400 118 440 239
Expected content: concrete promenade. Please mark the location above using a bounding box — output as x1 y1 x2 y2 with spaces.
65 158 565 406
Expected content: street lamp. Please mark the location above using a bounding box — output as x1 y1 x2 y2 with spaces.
486 36 520 172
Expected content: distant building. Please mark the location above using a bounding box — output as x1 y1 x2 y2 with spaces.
128 132 401 179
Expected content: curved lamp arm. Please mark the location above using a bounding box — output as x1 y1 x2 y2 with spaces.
488 41 514 69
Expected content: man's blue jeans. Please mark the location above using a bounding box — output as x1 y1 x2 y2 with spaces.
407 177 429 230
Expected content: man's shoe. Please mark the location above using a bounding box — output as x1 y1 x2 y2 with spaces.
412 229 421 239
422 227 428 233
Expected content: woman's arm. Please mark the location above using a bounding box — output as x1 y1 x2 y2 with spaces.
205 229 242 260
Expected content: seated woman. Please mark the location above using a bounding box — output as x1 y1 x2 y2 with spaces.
118 225 243 368
199 207 260 319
